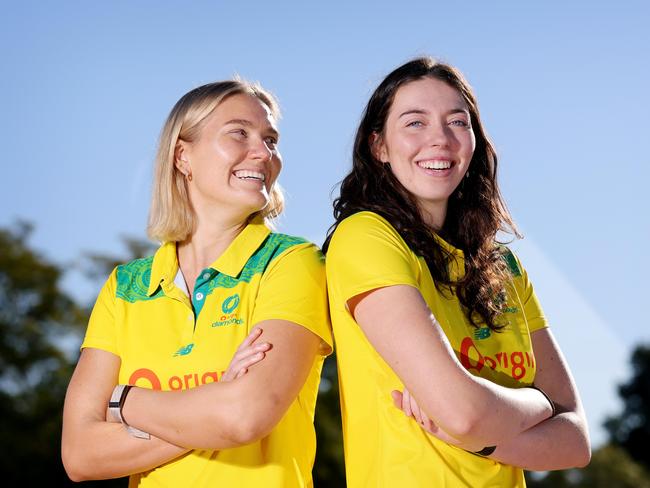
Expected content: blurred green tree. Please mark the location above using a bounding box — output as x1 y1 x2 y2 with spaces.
525 443 650 487
0 221 83 485
0 223 151 486
605 345 650 470
313 354 345 486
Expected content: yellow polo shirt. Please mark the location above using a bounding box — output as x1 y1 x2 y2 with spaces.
82 217 332 487
326 212 547 488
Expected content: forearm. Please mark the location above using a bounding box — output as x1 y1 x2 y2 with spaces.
121 320 320 450
122 381 250 449
62 418 188 481
352 285 552 444
423 371 553 445
487 411 591 470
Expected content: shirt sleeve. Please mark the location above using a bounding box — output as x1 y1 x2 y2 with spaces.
251 243 333 355
326 211 420 305
504 249 548 333
81 268 120 355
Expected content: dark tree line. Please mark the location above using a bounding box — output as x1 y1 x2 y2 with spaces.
1 221 648 486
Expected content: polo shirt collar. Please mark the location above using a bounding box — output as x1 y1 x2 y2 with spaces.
209 216 271 277
148 241 178 296
146 216 272 296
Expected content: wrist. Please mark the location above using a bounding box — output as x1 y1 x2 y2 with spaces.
108 385 150 440
528 385 556 418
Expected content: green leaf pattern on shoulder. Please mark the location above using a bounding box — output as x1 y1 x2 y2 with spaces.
500 247 522 277
203 233 308 292
115 256 164 303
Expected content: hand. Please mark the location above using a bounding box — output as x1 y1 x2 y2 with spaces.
221 327 271 382
391 389 485 453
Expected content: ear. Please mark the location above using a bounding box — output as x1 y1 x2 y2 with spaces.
174 141 190 174
369 132 389 163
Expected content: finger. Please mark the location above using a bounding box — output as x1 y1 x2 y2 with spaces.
235 367 248 379
420 409 436 433
237 351 266 370
237 327 263 351
231 342 270 363
402 389 413 417
227 351 267 379
391 390 403 409
408 391 424 425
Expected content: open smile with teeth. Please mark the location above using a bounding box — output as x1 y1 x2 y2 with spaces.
234 169 266 182
417 160 453 170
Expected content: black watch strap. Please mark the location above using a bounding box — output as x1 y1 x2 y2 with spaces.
474 445 496 456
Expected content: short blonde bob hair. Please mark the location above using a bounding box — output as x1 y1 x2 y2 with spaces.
147 80 284 243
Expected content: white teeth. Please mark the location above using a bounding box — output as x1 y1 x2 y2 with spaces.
234 170 265 182
418 160 452 170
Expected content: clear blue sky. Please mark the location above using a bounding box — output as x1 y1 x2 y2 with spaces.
1 0 648 446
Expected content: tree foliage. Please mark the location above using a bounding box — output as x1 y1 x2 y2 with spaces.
0 222 84 484
313 354 346 486
526 444 650 488
605 344 650 470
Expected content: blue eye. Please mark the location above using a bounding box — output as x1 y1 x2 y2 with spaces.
406 120 424 128
450 120 470 128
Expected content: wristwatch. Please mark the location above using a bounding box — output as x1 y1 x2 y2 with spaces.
108 385 151 440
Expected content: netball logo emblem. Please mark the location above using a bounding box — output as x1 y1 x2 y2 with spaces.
222 294 240 314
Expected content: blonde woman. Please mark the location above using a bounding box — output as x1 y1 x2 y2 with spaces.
62 80 332 487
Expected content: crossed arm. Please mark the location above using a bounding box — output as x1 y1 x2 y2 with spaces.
351 285 561 443
354 284 590 470
61 320 320 481
480 329 590 469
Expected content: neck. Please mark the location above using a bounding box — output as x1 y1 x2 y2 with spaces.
419 200 447 231
177 210 250 271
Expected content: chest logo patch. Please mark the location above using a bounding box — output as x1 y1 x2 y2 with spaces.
213 293 244 327
222 294 240 314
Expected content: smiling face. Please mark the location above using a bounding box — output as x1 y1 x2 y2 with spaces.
373 77 476 228
176 93 282 223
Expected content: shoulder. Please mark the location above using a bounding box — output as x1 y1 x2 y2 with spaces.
114 255 155 302
331 211 404 245
251 232 323 275
496 245 528 279
261 232 312 259
336 211 397 234
498 245 523 278
329 211 411 256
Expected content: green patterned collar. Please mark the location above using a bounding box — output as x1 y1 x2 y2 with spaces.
146 216 271 297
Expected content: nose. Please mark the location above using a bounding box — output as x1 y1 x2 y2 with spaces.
249 136 274 161
426 122 452 148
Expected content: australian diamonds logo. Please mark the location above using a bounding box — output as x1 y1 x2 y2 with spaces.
212 293 244 327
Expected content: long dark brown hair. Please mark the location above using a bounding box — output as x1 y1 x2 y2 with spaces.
323 57 521 330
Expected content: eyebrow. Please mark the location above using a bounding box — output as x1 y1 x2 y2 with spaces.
224 118 279 137
398 108 469 118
